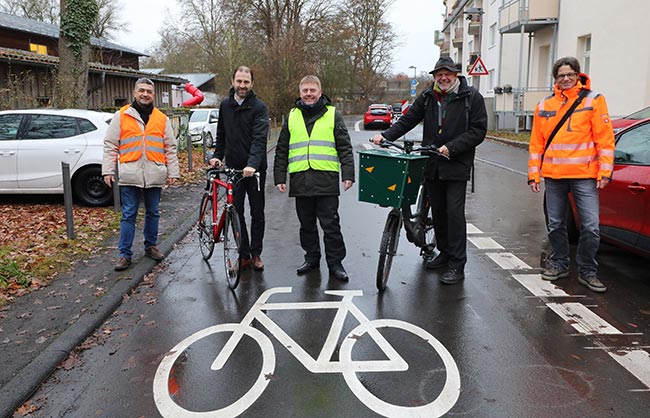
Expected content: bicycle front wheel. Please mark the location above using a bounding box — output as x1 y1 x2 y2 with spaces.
377 210 402 291
198 193 215 260
223 206 242 289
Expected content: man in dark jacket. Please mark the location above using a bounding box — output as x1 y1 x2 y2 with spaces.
372 57 487 284
209 66 269 270
274 75 355 281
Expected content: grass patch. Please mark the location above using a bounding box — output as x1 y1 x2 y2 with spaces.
488 130 531 143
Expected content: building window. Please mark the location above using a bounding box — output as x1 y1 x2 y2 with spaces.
489 23 497 47
578 35 591 74
29 43 47 55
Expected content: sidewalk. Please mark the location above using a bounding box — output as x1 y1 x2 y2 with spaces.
0 181 205 417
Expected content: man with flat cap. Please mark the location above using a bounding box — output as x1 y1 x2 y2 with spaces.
372 56 487 284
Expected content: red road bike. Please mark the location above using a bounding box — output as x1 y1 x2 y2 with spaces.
197 167 252 289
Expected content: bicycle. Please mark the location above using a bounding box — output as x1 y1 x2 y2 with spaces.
197 167 256 290
153 287 460 418
369 139 446 291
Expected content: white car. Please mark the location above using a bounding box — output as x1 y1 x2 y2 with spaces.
188 108 219 147
0 109 114 206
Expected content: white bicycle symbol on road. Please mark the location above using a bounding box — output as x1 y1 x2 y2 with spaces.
153 287 460 417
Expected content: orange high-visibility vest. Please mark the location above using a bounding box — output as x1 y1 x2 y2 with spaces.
118 106 167 164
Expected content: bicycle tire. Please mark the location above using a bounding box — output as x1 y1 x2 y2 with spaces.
403 185 436 259
376 211 401 291
339 319 460 418
223 206 242 289
153 324 276 418
198 193 215 260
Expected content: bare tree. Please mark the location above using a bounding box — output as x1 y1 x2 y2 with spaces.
0 0 58 22
91 0 125 40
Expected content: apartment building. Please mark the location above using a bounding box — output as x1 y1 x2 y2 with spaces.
437 0 650 131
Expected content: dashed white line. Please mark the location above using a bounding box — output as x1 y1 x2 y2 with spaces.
466 223 482 234
486 252 532 270
511 274 570 297
608 349 650 390
546 302 622 335
468 236 504 250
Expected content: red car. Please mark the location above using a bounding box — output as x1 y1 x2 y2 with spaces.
363 104 392 130
567 118 650 257
611 105 650 133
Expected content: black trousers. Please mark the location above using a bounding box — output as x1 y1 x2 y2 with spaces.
295 195 346 267
425 177 468 269
233 171 265 259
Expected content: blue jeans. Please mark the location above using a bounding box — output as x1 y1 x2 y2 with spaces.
118 186 162 259
545 178 600 277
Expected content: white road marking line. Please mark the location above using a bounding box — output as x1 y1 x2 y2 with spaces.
362 143 373 150
468 236 504 250
354 119 362 131
486 252 532 270
608 349 650 390
466 223 482 234
546 302 622 335
512 274 570 297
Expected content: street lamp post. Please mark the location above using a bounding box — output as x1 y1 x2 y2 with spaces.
409 65 417 80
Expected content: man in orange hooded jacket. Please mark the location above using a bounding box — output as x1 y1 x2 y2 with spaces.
528 56 615 292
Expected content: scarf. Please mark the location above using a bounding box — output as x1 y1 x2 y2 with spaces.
131 100 154 125
432 78 460 134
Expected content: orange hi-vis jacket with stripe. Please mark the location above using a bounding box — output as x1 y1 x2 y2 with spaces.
528 73 615 184
118 105 167 164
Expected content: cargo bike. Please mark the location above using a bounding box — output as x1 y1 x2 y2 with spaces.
359 139 446 290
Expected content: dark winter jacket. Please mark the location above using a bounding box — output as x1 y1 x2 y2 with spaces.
212 88 269 171
274 95 355 197
381 76 487 181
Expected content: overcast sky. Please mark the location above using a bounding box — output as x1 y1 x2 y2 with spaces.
113 0 446 77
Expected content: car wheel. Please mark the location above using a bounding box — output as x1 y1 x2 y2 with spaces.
205 132 214 148
364 124 369 130
73 166 113 207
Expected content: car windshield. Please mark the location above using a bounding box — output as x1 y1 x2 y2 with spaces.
624 106 650 120
189 110 209 122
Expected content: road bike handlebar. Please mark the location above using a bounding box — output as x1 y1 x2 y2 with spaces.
205 167 261 191
370 138 449 159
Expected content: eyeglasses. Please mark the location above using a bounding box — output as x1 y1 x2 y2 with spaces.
555 72 578 80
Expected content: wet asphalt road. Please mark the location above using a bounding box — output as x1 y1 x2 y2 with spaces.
18 118 650 418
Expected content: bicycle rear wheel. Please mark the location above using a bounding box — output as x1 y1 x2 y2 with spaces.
198 193 215 260
223 207 242 289
377 210 402 291
417 186 436 258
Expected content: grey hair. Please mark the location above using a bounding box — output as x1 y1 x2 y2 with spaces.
135 77 154 89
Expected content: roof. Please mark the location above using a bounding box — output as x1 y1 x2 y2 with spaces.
0 46 186 83
0 12 145 56
166 73 215 87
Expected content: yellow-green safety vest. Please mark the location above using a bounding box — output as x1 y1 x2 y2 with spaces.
287 106 340 173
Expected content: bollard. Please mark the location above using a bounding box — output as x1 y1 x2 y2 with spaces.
186 117 193 172
202 131 209 163
113 161 121 212
61 162 75 240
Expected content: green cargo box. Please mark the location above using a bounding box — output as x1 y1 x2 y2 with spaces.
358 149 428 208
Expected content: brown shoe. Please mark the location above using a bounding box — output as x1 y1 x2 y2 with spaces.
114 257 131 271
145 246 164 261
240 258 252 269
252 255 264 271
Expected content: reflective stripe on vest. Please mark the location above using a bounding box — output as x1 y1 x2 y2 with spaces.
118 106 167 164
287 106 339 173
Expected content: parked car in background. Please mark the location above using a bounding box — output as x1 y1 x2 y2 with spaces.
0 109 114 206
566 118 650 257
188 108 219 147
611 105 650 133
363 104 392 130
391 102 402 115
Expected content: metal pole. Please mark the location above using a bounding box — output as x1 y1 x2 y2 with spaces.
186 119 193 172
61 162 75 240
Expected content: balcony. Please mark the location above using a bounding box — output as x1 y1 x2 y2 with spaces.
434 30 445 47
499 0 559 33
467 14 482 36
439 41 450 55
452 27 464 48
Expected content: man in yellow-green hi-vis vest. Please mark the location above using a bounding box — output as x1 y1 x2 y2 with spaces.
273 75 355 281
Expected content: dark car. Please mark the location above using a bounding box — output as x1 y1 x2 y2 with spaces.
363 104 392 130
391 102 402 114
567 118 650 257
611 105 650 133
